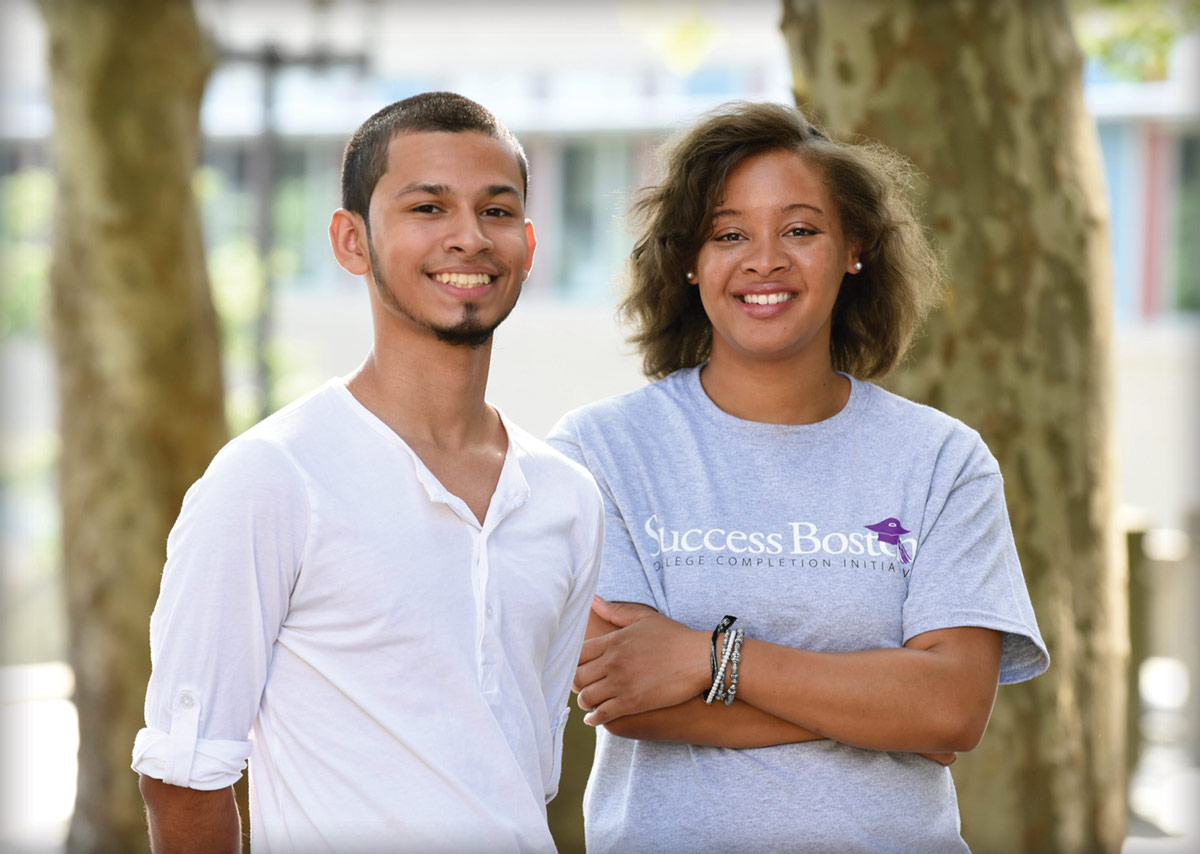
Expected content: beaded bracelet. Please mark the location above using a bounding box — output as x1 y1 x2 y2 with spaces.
723 628 745 706
709 615 737 688
706 625 739 704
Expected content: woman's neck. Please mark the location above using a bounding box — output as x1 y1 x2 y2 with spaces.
698 351 850 425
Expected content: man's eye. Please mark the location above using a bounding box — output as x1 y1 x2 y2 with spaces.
413 204 441 214
482 207 512 218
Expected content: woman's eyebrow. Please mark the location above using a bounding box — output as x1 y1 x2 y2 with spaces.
712 202 825 218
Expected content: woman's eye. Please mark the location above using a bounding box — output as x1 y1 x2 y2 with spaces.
788 227 816 237
714 232 743 242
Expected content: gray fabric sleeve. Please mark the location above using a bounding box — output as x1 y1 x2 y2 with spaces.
902 470 1049 684
546 419 659 610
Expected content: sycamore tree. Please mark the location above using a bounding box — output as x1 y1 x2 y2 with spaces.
780 1 1124 851
38 0 227 849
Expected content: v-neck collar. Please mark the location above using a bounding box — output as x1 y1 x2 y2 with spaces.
329 379 530 530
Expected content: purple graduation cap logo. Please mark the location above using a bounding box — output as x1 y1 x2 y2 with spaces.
865 517 912 564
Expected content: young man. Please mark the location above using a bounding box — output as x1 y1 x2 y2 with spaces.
132 92 604 853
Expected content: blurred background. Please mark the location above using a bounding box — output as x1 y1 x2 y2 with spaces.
1 0 1196 852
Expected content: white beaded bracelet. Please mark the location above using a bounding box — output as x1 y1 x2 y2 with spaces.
723 629 745 706
705 626 738 704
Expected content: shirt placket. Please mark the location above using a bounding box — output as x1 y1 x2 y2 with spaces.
473 530 500 691
473 458 530 689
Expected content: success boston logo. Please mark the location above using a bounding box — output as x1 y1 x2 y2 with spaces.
642 514 917 565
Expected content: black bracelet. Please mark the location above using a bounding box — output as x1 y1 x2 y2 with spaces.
707 615 738 696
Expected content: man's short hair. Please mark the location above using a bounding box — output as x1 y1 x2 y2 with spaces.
340 92 529 227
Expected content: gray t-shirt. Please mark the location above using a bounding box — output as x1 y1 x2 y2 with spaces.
548 366 1049 854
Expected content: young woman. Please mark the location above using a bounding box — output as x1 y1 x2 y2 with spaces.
548 101 1049 853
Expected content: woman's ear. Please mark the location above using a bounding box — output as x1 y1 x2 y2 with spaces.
847 244 863 275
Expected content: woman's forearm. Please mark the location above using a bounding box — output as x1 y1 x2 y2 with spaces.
726 628 1002 753
578 604 824 748
578 600 1002 754
601 694 826 748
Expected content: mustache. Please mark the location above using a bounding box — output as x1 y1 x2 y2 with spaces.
420 259 510 278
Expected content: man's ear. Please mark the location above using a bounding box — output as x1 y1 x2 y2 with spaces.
329 208 371 276
522 219 537 279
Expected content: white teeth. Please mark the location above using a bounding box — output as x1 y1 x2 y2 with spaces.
433 272 492 287
741 293 794 305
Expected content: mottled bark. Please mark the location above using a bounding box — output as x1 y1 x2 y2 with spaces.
38 1 227 850
780 1 1125 852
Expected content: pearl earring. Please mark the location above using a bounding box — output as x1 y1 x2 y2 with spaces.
854 261 863 272
686 271 696 282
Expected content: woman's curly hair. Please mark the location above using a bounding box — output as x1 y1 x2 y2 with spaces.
621 100 945 380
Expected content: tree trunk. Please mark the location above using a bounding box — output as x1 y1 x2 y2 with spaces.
780 1 1126 852
38 1 227 850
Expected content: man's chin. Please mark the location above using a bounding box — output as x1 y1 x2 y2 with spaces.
433 299 518 348
433 325 496 349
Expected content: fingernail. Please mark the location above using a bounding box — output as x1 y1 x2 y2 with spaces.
583 713 597 726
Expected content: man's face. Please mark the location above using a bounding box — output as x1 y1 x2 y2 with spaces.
364 130 535 348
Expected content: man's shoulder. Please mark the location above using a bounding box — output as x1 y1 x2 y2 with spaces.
202 380 347 486
505 416 599 494
240 379 345 442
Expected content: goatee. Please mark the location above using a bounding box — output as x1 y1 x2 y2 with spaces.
432 305 496 349
367 237 514 349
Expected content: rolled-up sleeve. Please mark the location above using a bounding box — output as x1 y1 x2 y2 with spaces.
131 436 309 790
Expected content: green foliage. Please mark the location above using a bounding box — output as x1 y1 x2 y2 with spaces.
208 234 265 365
1074 0 1200 81
199 163 316 432
1 434 65 665
1174 179 1199 311
0 169 54 338
273 175 310 265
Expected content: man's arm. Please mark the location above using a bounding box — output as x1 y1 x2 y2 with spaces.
139 776 240 854
133 440 304 845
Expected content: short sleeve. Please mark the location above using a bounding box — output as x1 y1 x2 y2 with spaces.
902 460 1049 684
547 417 658 611
131 436 308 789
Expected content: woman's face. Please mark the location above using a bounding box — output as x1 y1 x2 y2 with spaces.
694 148 859 371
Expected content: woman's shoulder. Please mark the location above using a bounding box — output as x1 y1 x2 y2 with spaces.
856 380 999 477
552 369 693 437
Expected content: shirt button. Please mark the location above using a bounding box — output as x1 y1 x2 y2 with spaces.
177 691 196 710
486 607 494 617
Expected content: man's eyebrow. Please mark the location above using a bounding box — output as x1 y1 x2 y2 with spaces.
485 184 522 200
394 182 522 200
395 182 450 198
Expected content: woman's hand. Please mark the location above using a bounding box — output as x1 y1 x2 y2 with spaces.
573 597 712 726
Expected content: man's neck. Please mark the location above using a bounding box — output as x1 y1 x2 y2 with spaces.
347 333 496 453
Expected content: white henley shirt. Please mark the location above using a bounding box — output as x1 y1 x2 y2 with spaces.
132 379 604 853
